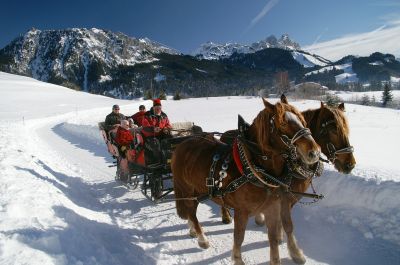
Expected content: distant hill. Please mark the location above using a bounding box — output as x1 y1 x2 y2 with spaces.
304 52 400 89
1 28 399 98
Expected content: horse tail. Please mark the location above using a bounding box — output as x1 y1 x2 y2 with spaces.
174 184 189 220
172 149 190 220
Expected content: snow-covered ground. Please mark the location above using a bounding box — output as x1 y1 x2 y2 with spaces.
1 72 399 265
333 90 400 103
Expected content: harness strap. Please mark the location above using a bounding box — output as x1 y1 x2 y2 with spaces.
327 143 354 162
222 175 249 194
206 154 220 196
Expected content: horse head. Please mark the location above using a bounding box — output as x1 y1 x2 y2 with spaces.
314 102 356 174
250 96 320 166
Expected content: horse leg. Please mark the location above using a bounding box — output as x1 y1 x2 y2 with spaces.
187 200 210 249
256 213 284 244
187 219 197 237
221 206 232 224
264 201 282 265
232 209 249 265
281 196 306 264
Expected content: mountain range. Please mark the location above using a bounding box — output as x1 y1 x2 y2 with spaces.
0 28 399 98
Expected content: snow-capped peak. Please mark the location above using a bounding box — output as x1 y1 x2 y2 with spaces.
0 28 178 91
194 34 301 60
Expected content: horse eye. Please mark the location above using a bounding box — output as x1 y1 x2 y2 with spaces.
329 129 338 136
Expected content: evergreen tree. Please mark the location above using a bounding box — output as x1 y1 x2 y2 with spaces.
158 90 167 100
382 83 393 107
144 89 153 100
325 93 340 107
361 94 370 105
173 90 182 100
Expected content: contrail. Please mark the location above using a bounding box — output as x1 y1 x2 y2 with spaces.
312 28 328 46
244 0 280 33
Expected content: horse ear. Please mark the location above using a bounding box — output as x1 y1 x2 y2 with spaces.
338 103 345 111
320 101 325 108
262 98 274 112
280 94 288 104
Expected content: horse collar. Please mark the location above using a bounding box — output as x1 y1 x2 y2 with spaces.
232 139 244 175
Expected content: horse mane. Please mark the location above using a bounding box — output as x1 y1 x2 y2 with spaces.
304 105 350 139
326 107 350 138
250 102 306 153
302 108 318 125
252 108 272 153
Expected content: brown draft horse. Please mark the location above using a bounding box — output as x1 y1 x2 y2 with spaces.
221 98 356 232
252 99 357 226
171 98 320 265
302 101 356 174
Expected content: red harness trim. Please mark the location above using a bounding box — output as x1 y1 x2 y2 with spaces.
233 139 244 175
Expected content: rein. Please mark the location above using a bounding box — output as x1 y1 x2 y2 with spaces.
205 115 323 201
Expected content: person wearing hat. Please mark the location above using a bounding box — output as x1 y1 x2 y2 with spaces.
104 104 126 132
141 99 172 167
131 104 147 127
142 99 172 137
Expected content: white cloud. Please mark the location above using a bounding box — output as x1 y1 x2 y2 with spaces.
245 0 280 32
304 23 400 61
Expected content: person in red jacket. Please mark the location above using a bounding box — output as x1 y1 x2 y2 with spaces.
142 99 172 138
115 120 134 155
131 105 146 126
141 99 172 166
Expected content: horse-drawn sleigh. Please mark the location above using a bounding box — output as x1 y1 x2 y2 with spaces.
99 95 356 265
98 120 203 201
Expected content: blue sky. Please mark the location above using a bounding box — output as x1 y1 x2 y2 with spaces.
1 0 399 55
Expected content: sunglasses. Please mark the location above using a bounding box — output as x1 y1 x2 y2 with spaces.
113 108 120 110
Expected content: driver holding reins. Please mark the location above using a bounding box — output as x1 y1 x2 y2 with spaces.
141 98 172 137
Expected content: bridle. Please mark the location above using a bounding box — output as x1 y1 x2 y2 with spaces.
320 119 354 163
270 114 313 161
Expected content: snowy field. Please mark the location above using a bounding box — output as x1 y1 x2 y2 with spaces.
0 71 399 265
332 90 400 103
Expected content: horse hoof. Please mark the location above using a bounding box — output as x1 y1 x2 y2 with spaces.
291 254 306 264
232 258 245 265
222 217 232 224
198 240 210 249
269 258 282 265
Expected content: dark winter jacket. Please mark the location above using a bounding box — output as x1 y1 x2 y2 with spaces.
104 112 126 131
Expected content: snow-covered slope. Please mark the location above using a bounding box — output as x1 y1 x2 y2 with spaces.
305 63 359 84
194 34 329 68
1 72 399 265
0 28 177 91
